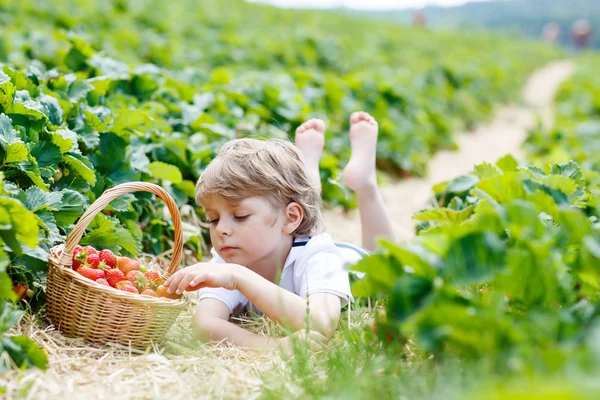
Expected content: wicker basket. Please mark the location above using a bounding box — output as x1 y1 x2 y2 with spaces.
46 182 189 349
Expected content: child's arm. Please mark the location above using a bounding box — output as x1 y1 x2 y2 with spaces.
165 263 342 338
194 298 328 352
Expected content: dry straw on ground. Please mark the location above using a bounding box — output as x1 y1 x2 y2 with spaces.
1 296 371 400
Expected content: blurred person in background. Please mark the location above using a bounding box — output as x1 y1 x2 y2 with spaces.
542 22 561 44
571 19 592 51
413 10 427 29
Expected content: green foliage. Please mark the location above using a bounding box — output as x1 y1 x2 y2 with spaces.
356 157 600 369
0 299 48 372
0 0 560 373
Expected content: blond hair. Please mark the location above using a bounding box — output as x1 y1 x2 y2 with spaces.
195 138 323 236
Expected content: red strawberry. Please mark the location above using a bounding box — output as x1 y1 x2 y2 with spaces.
13 284 29 301
99 249 117 268
73 249 88 269
96 278 110 286
73 244 84 259
97 261 110 272
76 266 100 281
86 253 101 269
83 246 98 256
117 256 141 275
126 271 148 291
117 281 133 289
94 269 106 280
106 268 126 288
144 270 164 287
141 289 157 297
119 285 139 294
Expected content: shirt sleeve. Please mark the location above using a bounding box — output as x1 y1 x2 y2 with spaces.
197 248 247 313
294 247 354 307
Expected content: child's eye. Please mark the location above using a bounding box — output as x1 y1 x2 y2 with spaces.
234 215 250 221
208 218 219 225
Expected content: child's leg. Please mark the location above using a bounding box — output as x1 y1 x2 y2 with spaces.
295 119 325 192
343 112 394 252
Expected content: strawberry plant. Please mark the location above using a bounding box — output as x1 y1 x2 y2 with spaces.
0 0 563 372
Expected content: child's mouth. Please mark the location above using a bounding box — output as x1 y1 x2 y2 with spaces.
220 246 238 253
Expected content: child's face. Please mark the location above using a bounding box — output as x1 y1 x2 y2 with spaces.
201 194 290 269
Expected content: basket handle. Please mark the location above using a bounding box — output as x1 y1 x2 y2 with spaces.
58 182 183 277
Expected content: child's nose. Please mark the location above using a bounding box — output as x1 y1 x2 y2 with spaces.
215 219 233 236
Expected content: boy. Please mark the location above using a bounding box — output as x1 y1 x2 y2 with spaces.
164 112 394 351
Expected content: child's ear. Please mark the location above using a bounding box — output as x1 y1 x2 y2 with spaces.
282 202 304 235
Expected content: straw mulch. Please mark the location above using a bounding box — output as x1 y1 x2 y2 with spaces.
1 296 371 400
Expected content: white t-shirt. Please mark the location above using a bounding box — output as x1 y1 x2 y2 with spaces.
198 233 355 315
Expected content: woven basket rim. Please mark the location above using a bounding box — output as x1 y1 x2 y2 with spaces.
49 244 189 306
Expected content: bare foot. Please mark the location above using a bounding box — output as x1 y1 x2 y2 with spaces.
295 118 325 191
343 112 378 193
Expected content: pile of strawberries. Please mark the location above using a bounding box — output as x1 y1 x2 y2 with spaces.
70 245 180 299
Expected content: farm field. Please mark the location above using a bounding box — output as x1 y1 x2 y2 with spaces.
2 0 599 399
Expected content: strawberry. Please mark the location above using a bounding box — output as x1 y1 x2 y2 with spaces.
126 271 148 291
96 278 110 286
119 285 139 294
106 268 126 288
117 281 134 290
76 266 100 281
83 245 98 256
99 249 117 268
156 284 181 300
141 289 157 297
117 256 141 276
144 270 164 287
72 244 84 260
86 253 101 269
73 249 88 270
13 284 29 301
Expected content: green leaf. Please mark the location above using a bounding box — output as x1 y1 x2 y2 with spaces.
540 175 578 197
443 232 506 284
474 162 502 179
147 161 183 184
79 226 119 250
1 335 48 371
54 189 87 227
63 154 96 186
67 79 94 102
116 225 139 256
31 141 62 170
388 275 434 322
35 209 63 245
0 300 22 333
2 66 38 97
496 154 518 172
476 173 525 204
0 113 18 143
112 109 151 134
24 186 62 212
0 197 39 248
38 94 63 125
413 206 475 224
16 156 48 191
51 129 79 153
446 174 479 194
4 142 28 163
550 161 583 183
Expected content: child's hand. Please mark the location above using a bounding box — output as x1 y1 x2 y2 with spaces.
164 263 241 295
275 330 328 357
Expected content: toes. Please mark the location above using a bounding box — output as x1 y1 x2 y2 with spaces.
313 119 325 133
296 123 306 135
350 112 377 126
298 119 326 134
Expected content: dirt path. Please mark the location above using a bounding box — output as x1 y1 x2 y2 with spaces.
323 60 576 245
